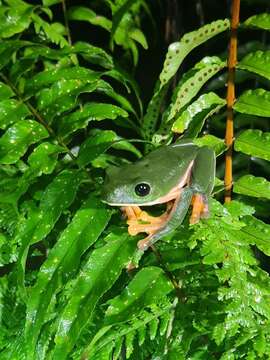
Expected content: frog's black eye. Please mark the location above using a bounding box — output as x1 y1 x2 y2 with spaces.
135 183 151 197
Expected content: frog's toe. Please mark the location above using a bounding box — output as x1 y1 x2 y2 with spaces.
121 206 142 221
127 221 163 236
190 194 208 224
137 235 152 251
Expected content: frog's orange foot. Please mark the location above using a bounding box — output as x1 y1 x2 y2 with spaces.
121 206 142 221
190 194 209 225
124 207 169 236
127 220 163 236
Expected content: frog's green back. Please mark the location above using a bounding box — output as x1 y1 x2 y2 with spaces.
102 142 198 206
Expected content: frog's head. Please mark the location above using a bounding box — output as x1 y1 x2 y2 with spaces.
101 144 196 206
101 162 161 206
101 155 177 206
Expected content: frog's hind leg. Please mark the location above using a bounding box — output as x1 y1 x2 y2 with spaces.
189 146 215 225
190 194 209 224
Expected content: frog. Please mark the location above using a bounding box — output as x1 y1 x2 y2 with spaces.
101 139 215 254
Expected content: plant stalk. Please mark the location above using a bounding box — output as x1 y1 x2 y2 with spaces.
61 0 72 45
224 0 240 203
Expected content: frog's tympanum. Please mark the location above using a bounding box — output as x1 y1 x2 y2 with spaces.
101 139 215 254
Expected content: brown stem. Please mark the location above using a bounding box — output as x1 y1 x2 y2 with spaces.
61 0 72 45
224 0 240 203
151 245 186 303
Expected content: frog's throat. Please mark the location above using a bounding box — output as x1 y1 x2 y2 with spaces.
110 161 194 207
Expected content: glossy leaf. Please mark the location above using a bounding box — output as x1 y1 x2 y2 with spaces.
0 100 30 130
17 170 83 290
0 120 48 164
235 129 270 161
85 301 173 358
32 14 68 47
42 0 61 5
58 102 128 138
52 230 137 358
97 79 137 116
142 82 168 139
110 0 138 45
78 129 141 167
233 175 270 199
237 51 270 80
37 80 99 121
25 194 112 356
159 19 229 86
73 41 113 69
169 57 225 122
0 82 14 99
172 92 226 134
27 142 65 175
244 13 270 31
0 1 33 38
241 216 270 256
0 40 30 70
68 6 111 31
105 266 173 324
233 89 270 117
194 135 226 156
104 68 143 117
25 66 101 96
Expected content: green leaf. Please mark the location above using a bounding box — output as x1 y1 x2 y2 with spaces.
244 13 270 31
27 142 65 175
125 331 135 358
233 175 270 199
237 51 270 80
172 92 226 134
0 82 14 99
110 0 138 46
0 40 30 70
142 82 168 139
0 100 30 130
194 135 226 156
73 41 113 69
0 120 48 164
25 194 111 356
42 0 61 5
17 170 83 291
52 230 137 358
104 68 143 117
97 80 137 116
58 102 128 138
0 1 33 38
25 66 101 96
235 129 270 161
159 19 230 86
37 79 100 121
105 266 173 324
169 58 225 122
77 129 141 167
233 89 270 117
68 6 111 31
32 14 68 47
85 301 173 358
241 216 270 256
9 58 36 84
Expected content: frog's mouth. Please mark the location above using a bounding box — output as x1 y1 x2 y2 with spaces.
107 161 194 207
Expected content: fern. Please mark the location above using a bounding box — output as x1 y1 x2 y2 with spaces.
0 1 270 359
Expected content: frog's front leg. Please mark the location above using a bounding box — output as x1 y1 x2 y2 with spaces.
137 146 215 252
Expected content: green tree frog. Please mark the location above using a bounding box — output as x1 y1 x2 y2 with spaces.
101 139 215 253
